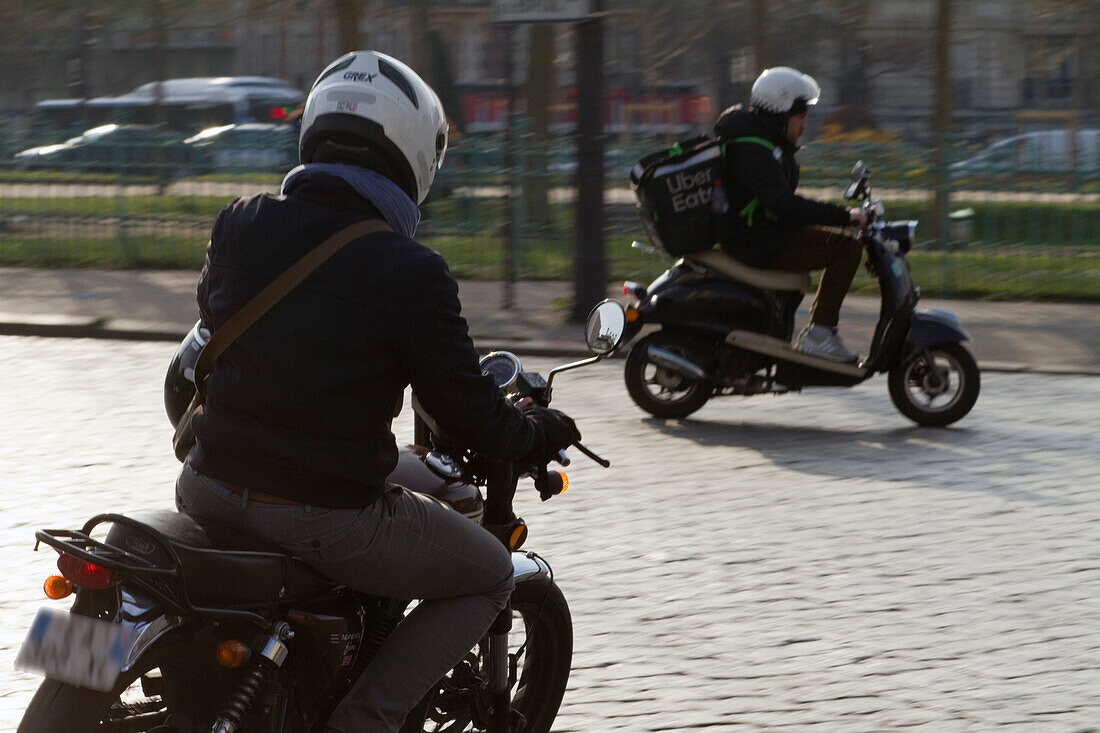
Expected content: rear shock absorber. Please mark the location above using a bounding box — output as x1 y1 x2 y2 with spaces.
211 622 294 733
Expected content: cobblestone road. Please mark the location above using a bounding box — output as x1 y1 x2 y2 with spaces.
2 336 1098 731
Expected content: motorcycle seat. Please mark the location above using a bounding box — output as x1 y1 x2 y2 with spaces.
686 249 812 292
106 510 336 608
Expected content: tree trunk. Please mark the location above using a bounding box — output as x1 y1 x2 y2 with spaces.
331 0 362 54
750 0 769 71
834 0 873 129
525 24 555 227
930 0 952 245
706 0 734 113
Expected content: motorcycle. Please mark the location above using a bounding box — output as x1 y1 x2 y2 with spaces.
14 301 627 733
619 160 981 427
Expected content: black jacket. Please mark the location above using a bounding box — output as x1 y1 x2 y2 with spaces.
714 106 850 267
190 175 537 508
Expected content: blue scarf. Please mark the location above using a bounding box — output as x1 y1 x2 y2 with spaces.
280 163 420 238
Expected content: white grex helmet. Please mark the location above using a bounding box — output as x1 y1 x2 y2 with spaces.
299 50 448 205
750 67 821 116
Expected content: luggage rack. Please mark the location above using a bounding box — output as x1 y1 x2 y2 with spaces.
33 513 272 625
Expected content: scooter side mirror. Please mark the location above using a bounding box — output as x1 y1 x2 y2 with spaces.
845 160 870 200
585 300 627 355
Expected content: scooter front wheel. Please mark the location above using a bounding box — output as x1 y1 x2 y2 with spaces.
888 342 980 427
624 334 711 419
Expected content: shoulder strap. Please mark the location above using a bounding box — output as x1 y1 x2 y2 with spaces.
731 135 777 152
194 217 392 386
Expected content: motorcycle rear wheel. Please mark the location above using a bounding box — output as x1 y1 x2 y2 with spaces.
18 632 286 733
624 333 711 419
18 650 169 733
888 342 980 426
406 576 572 733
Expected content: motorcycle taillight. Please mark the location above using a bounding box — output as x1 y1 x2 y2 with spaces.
57 553 118 590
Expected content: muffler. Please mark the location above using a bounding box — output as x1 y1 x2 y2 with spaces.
646 345 707 381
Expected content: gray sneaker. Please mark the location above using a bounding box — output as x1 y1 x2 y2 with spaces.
797 325 859 363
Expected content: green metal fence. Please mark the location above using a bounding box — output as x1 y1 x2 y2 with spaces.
1 124 1097 301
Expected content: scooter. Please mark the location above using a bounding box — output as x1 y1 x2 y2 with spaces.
619 161 980 427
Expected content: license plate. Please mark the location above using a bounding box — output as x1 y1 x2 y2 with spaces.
15 607 134 692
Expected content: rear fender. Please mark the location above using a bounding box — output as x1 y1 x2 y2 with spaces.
117 588 185 673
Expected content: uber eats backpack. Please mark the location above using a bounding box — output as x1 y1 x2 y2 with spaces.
630 136 730 256
630 134 780 256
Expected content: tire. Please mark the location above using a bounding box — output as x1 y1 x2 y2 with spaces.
410 576 572 733
888 342 980 427
624 333 711 419
18 631 280 733
18 652 169 733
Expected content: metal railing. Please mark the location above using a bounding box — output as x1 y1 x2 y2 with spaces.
1 125 1097 301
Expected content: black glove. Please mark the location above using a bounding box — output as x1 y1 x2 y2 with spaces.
522 406 581 464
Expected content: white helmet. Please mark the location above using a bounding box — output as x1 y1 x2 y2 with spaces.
299 50 448 204
750 67 821 116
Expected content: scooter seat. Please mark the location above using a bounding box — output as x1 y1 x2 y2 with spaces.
105 510 336 608
686 249 812 292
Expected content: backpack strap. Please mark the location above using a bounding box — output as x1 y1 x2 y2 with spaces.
731 135 777 152
194 218 392 388
729 136 781 228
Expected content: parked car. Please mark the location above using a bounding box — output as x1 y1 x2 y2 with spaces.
183 123 298 172
13 124 208 177
950 129 1100 179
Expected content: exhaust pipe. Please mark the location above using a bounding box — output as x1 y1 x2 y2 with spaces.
646 345 707 381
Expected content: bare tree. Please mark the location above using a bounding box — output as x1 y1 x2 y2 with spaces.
610 0 711 88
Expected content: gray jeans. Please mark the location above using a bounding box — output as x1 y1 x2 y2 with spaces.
175 463 514 733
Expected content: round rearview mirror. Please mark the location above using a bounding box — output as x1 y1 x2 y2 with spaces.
584 300 626 355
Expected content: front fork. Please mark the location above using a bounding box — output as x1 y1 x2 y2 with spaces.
485 605 514 731
481 461 523 733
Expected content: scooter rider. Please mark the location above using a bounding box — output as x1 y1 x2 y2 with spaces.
174 51 580 733
715 66 867 362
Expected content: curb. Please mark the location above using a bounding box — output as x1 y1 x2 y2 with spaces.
3 318 1098 377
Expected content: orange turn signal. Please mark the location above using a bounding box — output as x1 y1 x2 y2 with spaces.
216 639 251 668
625 306 639 323
508 523 529 550
43 575 73 600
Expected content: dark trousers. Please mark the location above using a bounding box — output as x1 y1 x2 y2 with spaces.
769 226 862 328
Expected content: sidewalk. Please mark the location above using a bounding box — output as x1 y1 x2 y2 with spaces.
1 267 1097 374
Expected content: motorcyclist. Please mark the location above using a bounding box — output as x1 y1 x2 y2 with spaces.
715 66 867 362
173 50 580 733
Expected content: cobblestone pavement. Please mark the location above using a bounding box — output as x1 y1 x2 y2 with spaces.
1 337 1098 731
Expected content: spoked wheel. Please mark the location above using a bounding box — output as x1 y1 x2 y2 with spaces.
409 577 572 733
624 333 711 419
888 342 980 426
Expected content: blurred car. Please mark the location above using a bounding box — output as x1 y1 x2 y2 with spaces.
950 129 1100 179
183 123 298 173
13 124 207 177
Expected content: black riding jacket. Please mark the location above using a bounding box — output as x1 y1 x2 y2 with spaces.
190 174 537 507
714 105 850 267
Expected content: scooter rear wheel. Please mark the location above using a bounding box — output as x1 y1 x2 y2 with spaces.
888 342 980 427
624 334 711 419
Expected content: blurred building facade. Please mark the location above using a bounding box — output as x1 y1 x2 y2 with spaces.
1 0 1096 139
